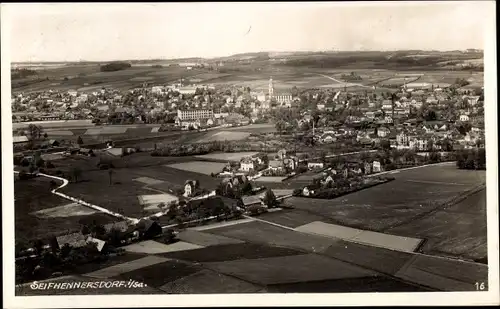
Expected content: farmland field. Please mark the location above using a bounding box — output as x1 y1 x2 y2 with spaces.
204 253 376 285
159 242 304 263
278 163 486 261
167 161 226 175
195 152 259 162
158 269 263 294
255 176 286 183
195 131 251 143
57 163 220 217
206 220 337 253
12 120 93 130
224 123 277 133
12 66 219 93
14 176 118 244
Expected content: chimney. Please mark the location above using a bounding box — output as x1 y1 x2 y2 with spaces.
391 93 395 123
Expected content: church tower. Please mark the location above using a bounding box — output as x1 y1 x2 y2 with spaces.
268 76 274 97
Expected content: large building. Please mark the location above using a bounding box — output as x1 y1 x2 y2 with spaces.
268 77 293 106
177 109 214 121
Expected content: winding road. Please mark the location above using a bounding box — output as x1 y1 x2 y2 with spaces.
13 170 139 223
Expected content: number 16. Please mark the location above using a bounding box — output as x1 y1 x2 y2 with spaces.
475 282 486 290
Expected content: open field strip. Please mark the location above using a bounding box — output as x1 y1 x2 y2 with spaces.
190 218 256 231
45 130 75 136
315 73 373 88
177 230 244 247
123 240 203 254
367 161 455 177
195 131 251 143
85 255 169 279
158 269 263 294
85 127 128 135
204 253 377 286
294 221 423 253
167 161 227 175
404 179 470 186
31 202 98 218
194 152 259 162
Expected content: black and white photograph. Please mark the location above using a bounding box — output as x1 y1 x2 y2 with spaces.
2 1 498 307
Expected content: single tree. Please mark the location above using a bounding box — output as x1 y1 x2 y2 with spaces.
71 167 82 183
108 168 114 185
263 188 279 208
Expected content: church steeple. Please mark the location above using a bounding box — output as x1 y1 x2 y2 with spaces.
268 76 274 97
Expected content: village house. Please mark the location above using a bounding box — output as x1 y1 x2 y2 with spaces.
321 132 337 143
221 175 248 191
240 158 255 172
307 161 324 170
409 137 429 151
283 157 298 170
241 195 263 208
183 180 200 197
459 114 470 122
13 135 29 147
377 127 391 138
86 237 107 252
372 161 382 173
268 159 285 171
381 100 393 110
302 186 317 197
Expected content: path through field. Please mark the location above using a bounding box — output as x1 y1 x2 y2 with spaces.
13 171 139 223
314 73 373 89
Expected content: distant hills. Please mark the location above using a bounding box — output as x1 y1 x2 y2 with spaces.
12 49 483 71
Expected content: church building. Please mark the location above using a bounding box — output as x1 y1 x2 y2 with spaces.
267 77 293 107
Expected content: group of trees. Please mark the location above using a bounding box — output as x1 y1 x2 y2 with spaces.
11 68 38 80
151 138 292 157
341 72 363 82
456 148 486 170
15 239 106 284
99 62 132 72
165 196 242 227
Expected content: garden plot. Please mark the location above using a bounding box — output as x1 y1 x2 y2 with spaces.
41 153 65 161
134 177 165 186
205 254 376 285
177 230 244 247
167 161 227 176
255 176 286 183
269 189 294 197
46 130 74 136
137 194 178 211
123 240 203 254
194 152 259 162
84 127 128 135
196 131 251 142
159 269 262 294
31 202 98 218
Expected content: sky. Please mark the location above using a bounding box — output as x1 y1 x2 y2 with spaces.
5 1 492 62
